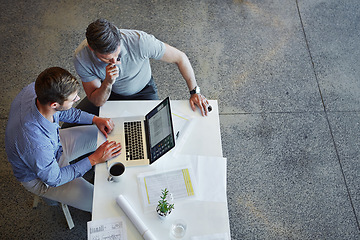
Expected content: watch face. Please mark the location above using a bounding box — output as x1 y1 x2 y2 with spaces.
195 86 200 93
190 86 200 94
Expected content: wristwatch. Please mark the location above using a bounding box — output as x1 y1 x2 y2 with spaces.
190 86 201 95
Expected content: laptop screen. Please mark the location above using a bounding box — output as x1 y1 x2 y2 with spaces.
145 97 175 164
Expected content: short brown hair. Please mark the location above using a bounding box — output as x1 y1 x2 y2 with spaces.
35 67 79 105
86 18 121 54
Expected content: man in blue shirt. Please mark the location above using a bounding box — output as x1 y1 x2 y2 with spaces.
5 67 122 212
72 18 210 117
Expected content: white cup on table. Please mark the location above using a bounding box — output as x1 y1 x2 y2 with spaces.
107 162 125 182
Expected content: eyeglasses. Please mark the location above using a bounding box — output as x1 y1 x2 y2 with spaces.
116 45 121 61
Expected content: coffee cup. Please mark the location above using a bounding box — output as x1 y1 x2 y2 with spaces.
107 162 125 182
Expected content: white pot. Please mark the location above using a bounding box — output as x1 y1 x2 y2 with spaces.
156 206 172 219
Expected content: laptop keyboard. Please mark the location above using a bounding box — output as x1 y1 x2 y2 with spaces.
124 121 145 161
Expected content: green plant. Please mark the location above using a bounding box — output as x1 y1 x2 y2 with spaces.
157 188 174 214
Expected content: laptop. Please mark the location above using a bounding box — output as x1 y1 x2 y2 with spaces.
106 97 176 167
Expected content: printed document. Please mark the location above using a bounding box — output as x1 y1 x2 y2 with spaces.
138 168 196 208
87 217 127 240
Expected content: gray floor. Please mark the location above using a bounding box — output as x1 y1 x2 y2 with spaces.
0 0 359 239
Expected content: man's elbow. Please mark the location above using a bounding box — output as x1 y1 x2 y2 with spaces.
178 51 188 62
93 100 105 107
172 52 189 67
44 179 61 188
88 95 106 107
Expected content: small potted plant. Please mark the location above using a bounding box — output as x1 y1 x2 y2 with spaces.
156 188 174 219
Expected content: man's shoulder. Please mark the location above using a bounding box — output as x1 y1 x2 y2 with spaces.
6 112 47 152
74 39 90 59
8 84 47 143
73 39 100 81
120 29 163 55
9 82 36 118
20 82 36 97
120 29 144 37
120 29 155 43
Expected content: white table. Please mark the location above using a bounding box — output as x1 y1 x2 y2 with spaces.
92 100 230 239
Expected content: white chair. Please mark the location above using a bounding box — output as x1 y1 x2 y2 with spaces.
32 195 74 229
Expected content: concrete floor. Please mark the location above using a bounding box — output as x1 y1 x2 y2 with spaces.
1 0 360 239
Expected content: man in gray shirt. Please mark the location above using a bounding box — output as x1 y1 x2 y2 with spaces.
73 18 210 116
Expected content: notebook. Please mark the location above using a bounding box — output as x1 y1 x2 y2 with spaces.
107 97 175 167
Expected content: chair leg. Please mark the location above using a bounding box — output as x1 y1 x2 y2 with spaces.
33 195 40 209
33 195 74 229
61 203 75 230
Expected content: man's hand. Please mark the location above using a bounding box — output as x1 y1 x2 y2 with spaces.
104 64 119 85
93 116 114 138
190 94 210 116
88 140 122 166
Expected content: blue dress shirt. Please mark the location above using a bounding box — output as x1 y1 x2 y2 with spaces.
5 83 95 187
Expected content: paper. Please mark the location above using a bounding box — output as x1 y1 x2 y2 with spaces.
87 217 127 240
195 156 227 203
116 195 156 240
138 168 196 208
171 111 194 154
172 111 191 135
154 155 227 203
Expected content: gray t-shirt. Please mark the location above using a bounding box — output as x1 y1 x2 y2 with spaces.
73 29 166 96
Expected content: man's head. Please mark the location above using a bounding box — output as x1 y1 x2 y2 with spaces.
86 18 121 55
35 67 80 108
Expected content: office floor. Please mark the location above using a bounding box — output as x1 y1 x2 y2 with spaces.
1 0 359 239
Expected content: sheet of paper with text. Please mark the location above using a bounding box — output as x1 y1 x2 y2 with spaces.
137 168 197 212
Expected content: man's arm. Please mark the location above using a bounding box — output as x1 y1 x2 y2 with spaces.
82 64 119 107
160 43 209 116
160 43 197 92
82 78 111 107
32 140 121 187
30 146 91 187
